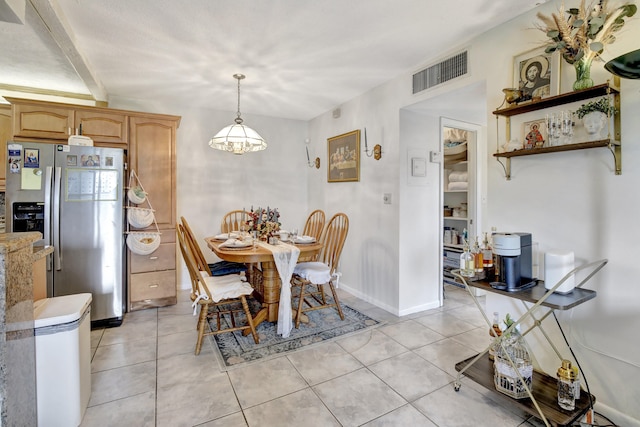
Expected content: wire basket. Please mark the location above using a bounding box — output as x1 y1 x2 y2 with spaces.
493 338 533 399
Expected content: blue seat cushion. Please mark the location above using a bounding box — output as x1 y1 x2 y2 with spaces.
208 260 247 276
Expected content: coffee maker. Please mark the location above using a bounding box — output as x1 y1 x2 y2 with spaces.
492 232 535 291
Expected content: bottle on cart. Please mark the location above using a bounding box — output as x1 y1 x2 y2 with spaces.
460 240 475 277
557 359 577 410
482 232 494 275
488 311 502 360
472 236 484 273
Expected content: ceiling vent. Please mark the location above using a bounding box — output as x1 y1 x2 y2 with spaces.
412 50 468 94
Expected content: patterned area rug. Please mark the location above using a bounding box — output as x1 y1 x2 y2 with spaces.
208 297 380 370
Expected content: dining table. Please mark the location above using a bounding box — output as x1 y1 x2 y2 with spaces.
205 236 323 334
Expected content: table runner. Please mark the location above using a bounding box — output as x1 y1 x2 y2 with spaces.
258 241 300 338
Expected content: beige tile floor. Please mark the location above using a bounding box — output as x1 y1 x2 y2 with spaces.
81 285 547 427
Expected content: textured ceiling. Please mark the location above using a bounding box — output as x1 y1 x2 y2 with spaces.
1 0 547 120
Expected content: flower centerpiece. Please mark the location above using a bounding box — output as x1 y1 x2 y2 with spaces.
536 0 637 90
246 207 281 241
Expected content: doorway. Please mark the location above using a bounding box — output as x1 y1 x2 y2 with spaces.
439 118 483 306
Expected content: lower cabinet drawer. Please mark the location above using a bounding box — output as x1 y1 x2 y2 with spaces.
130 242 176 273
130 270 176 302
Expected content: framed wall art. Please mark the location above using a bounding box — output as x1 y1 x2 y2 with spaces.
513 47 560 101
522 118 547 149
328 129 360 182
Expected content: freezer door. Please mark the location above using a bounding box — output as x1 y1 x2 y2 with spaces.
5 141 55 247
52 145 125 323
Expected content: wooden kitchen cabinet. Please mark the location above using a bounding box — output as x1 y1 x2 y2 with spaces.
127 114 180 311
11 101 74 140
7 98 128 146
0 104 11 191
74 110 128 146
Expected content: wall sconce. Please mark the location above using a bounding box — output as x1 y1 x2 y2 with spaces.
363 128 382 160
306 145 320 169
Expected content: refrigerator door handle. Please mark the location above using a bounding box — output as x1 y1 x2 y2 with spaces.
53 166 62 271
44 166 53 271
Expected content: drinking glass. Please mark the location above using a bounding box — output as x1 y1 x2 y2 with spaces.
291 228 298 242
252 231 259 250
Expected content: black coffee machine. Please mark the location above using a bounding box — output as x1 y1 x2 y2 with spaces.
492 232 536 291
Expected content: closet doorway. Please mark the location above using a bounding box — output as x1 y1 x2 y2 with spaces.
440 118 483 304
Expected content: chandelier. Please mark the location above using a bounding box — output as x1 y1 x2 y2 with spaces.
209 74 267 154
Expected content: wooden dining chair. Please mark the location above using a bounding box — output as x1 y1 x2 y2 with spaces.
221 210 248 233
177 224 259 354
180 217 247 276
291 212 349 328
302 209 325 241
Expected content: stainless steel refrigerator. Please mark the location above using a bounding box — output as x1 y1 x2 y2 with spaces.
6 142 125 327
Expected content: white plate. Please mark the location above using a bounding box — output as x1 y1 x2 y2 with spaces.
220 241 252 249
293 237 316 244
214 233 240 240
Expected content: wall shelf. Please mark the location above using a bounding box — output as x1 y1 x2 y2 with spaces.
492 82 621 179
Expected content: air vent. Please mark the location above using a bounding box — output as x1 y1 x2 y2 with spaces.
412 51 468 94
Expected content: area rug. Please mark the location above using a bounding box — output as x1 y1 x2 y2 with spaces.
208 297 381 370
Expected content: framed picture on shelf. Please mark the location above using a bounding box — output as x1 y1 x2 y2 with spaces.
328 129 360 182
522 118 548 149
513 47 560 101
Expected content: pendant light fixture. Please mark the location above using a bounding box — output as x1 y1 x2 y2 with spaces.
209 74 267 154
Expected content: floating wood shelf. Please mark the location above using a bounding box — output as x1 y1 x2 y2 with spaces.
492 82 621 179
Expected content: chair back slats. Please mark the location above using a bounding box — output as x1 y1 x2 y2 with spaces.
318 213 349 275
180 217 213 275
221 210 248 233
177 224 212 300
302 209 325 241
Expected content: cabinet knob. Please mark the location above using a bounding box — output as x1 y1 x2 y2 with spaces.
149 284 159 288
149 256 159 260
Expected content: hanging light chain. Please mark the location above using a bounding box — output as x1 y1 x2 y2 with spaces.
234 73 245 125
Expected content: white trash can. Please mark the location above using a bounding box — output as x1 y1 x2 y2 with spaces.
34 293 92 427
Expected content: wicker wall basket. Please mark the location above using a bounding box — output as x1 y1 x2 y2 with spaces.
126 233 161 256
127 207 155 229
127 186 147 204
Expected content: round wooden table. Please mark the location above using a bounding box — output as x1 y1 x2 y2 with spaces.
205 237 322 328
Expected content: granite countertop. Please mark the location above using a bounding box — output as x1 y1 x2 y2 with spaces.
0 232 42 254
32 245 53 260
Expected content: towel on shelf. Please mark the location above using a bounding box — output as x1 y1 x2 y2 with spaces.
448 181 468 191
448 171 468 182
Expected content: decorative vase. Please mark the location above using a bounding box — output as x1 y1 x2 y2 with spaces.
573 57 594 91
582 111 607 139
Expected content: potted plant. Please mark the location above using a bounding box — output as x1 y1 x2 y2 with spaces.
575 97 616 138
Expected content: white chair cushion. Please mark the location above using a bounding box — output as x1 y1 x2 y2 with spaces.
199 272 253 302
293 261 331 284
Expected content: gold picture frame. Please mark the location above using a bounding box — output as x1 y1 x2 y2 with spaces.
513 47 560 101
328 130 360 182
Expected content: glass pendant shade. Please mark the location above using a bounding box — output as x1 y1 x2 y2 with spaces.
210 74 267 154
209 119 267 154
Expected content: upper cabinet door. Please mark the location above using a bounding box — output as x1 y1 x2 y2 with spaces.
76 110 128 146
129 116 177 230
12 103 74 140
